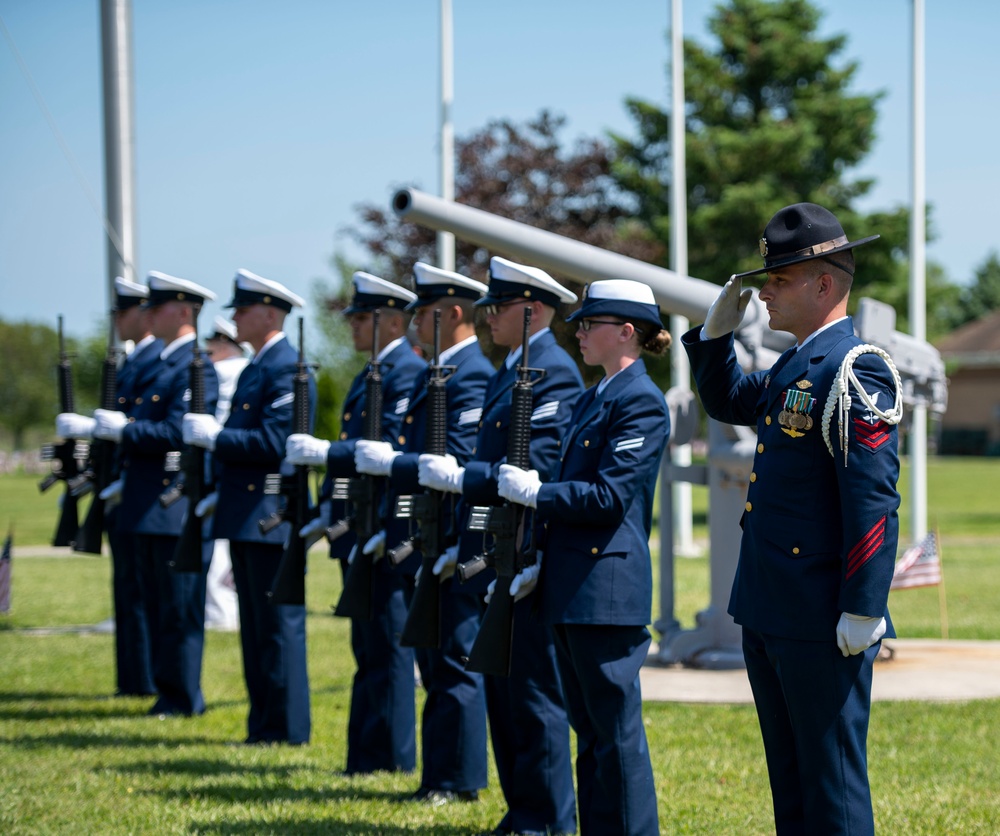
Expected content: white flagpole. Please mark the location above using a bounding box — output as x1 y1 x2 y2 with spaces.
438 0 456 271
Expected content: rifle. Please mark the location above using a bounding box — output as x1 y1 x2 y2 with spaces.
39 315 88 547
396 309 456 648
332 309 384 621
72 313 119 555
460 307 544 677
161 320 208 573
261 318 317 606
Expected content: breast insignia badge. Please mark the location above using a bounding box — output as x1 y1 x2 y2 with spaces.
778 388 815 438
796 379 813 390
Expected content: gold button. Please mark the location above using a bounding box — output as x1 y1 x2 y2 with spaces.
584 440 591 447
765 415 771 425
757 443 764 454
152 394 160 402
792 547 800 555
248 484 255 492
591 547 598 555
135 397 143 405
243 403 250 410
162 479 170 486
128 417 135 423
496 421 502 428
471 446 477 454
745 502 752 512
118 396 126 404
750 472 757 482
340 432 348 440
405 416 413 424
344 412 352 421
361 410 367 418
398 435 406 445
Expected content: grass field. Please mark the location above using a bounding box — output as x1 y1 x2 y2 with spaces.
1 458 999 833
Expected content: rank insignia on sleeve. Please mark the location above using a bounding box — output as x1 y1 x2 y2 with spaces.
778 388 815 438
853 394 892 450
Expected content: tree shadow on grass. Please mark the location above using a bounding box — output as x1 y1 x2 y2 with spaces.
187 820 478 835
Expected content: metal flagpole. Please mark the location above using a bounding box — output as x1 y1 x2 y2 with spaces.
438 0 456 271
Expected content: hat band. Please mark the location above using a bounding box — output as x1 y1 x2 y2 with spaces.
763 234 849 260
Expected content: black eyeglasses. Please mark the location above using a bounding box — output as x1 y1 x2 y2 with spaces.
483 299 526 317
579 319 626 332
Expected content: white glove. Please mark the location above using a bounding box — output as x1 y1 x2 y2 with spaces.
285 433 331 466
363 529 386 560
183 413 222 450
346 544 357 565
703 274 754 339
93 408 128 443
195 491 218 518
432 545 459 581
484 579 496 605
354 440 401 476
298 515 327 549
836 612 887 657
98 477 124 502
497 464 541 509
56 412 96 440
510 551 543 601
418 453 465 494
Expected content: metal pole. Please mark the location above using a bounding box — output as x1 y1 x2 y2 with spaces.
909 0 928 541
437 0 456 271
100 0 138 309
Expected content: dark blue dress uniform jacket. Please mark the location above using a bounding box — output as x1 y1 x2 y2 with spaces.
118 338 219 534
537 358 670 626
682 318 900 639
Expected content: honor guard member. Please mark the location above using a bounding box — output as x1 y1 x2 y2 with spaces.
353 263 493 804
183 269 315 745
418 256 582 836
55 276 164 697
682 204 903 835
202 316 248 632
285 272 425 771
499 280 671 836
90 271 219 717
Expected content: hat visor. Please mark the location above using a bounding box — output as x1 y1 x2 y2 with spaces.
734 234 880 279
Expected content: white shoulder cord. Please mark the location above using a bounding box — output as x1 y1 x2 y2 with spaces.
821 344 904 466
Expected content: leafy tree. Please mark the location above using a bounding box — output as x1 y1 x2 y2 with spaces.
611 0 916 308
949 252 1000 328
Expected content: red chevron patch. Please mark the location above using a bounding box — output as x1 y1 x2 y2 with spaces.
853 418 891 450
846 515 886 579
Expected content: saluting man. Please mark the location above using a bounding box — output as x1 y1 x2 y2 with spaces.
418 256 582 836
285 272 425 772
92 271 219 717
682 203 903 835
183 269 315 745
353 263 494 805
55 276 164 697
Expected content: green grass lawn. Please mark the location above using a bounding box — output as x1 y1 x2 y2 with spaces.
1 458 999 833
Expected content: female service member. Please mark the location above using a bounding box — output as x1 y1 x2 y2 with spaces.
498 279 670 836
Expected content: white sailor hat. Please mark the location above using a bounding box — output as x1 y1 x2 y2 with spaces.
566 279 663 331
207 315 239 343
113 276 149 311
343 271 418 315
144 271 216 307
477 256 578 309
405 262 489 311
224 268 304 313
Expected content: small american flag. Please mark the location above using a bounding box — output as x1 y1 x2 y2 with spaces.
890 531 941 591
0 529 11 614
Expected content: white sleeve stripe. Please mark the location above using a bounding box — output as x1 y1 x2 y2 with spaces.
458 408 482 426
531 401 560 422
395 398 410 415
270 393 294 409
614 437 645 452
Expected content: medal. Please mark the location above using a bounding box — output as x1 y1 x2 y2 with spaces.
778 388 815 438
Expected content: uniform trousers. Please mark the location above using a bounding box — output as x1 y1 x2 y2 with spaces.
486 597 576 836
134 533 209 716
742 626 878 836
108 521 155 696
411 588 487 793
230 541 310 744
552 623 658 836
344 562 416 773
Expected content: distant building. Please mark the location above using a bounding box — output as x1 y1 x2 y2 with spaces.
935 310 1000 455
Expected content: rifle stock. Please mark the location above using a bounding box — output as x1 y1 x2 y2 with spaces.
168 320 209 573
74 313 119 555
463 307 544 677
334 310 384 621
400 310 454 649
265 318 316 606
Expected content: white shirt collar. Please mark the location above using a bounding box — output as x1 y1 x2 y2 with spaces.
438 334 478 365
252 332 286 364
595 366 627 396
797 316 849 351
377 336 408 362
504 327 550 369
160 332 196 360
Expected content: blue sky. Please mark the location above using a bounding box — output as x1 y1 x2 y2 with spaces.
2 1 997 338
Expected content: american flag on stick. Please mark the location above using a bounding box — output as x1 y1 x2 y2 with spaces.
890 530 941 591
0 528 11 614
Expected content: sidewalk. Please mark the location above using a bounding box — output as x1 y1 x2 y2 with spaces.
641 639 1000 703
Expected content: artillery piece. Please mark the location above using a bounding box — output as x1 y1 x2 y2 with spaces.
392 187 948 668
